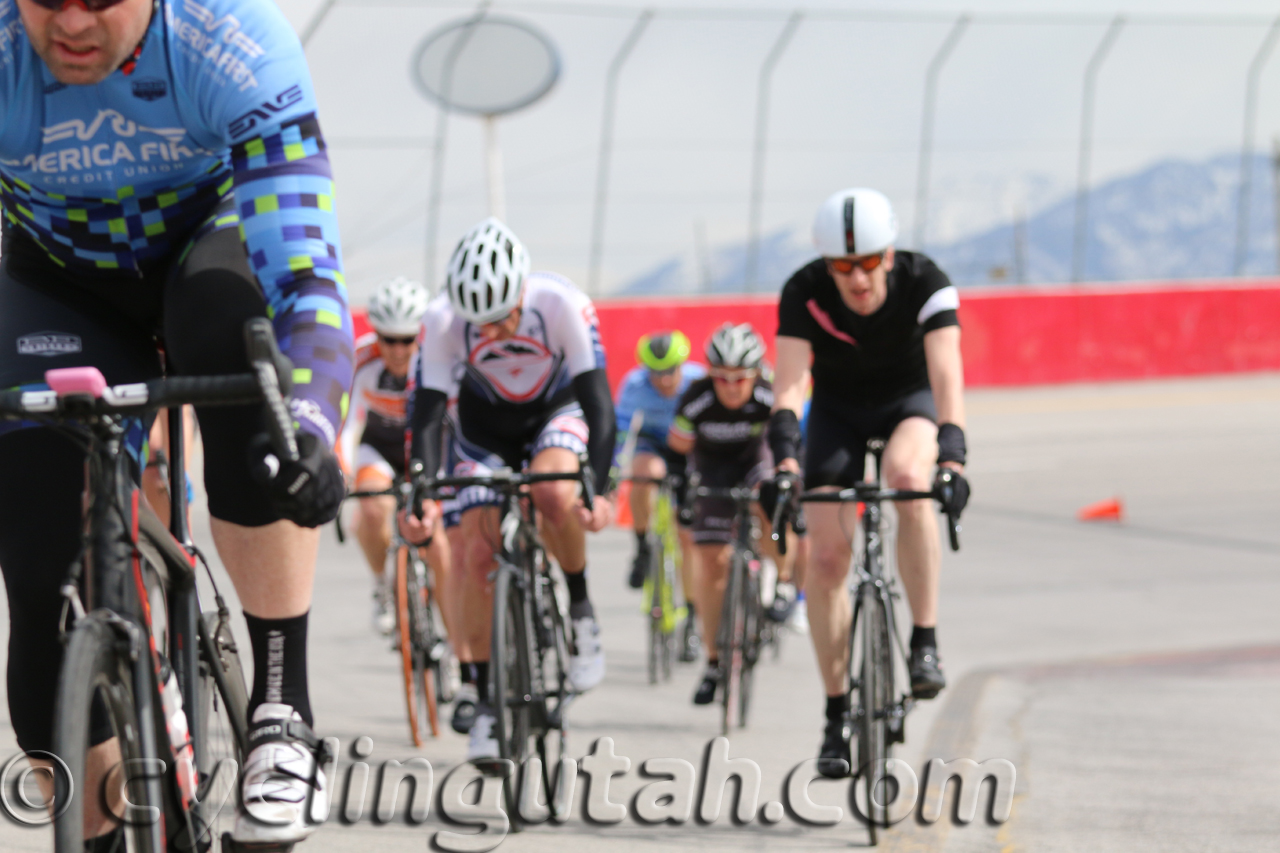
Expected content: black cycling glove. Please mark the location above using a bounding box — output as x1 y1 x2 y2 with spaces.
934 468 971 517
249 430 346 528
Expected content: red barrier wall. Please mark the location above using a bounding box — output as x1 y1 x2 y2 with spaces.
592 281 1280 389
352 280 1280 390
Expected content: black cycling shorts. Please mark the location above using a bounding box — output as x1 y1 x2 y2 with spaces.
0 221 280 753
804 388 937 488
689 443 773 545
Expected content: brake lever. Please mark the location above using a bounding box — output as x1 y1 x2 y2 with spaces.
407 460 428 520
243 318 298 463
770 475 795 555
935 469 961 552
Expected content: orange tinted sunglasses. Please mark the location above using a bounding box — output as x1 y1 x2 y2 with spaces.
826 252 885 274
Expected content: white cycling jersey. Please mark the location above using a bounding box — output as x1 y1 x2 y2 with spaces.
339 333 410 475
416 272 606 440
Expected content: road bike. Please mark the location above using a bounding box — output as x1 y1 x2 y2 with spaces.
414 457 593 828
690 475 796 735
797 438 961 846
623 474 685 684
338 481 455 747
0 319 303 853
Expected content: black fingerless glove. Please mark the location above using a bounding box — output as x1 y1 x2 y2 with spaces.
934 469 971 516
249 431 346 528
768 409 802 465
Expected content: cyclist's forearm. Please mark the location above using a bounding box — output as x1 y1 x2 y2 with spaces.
925 326 965 429
573 368 617 495
408 388 448 477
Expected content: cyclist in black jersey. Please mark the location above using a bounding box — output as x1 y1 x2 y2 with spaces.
669 323 793 705
768 188 971 774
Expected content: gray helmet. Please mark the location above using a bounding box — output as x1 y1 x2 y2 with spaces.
367 277 430 335
706 322 765 370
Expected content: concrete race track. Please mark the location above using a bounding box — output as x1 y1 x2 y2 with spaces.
1 372 1278 852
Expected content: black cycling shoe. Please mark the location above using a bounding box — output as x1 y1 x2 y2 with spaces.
817 717 852 779
627 537 651 589
451 684 478 734
678 618 701 663
909 645 947 700
765 583 796 623
692 666 721 705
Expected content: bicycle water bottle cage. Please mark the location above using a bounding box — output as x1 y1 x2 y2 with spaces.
46 367 108 399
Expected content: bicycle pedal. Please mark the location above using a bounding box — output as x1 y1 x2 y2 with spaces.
220 833 294 853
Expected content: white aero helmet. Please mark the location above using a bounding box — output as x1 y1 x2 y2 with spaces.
445 217 530 325
367 277 430 335
813 187 898 258
706 322 766 370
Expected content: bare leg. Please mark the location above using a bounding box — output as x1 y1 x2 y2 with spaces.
422 526 456 641
354 491 395 580
696 542 731 658
457 506 501 661
31 739 123 839
446 525 471 662
678 527 697 604
529 447 587 574
804 497 857 696
210 520 317 618
882 417 941 628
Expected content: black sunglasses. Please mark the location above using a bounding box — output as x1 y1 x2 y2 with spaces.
378 334 418 347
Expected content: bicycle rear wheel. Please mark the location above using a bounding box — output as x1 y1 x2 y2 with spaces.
491 564 532 825
533 561 573 821
54 612 161 853
854 585 893 844
194 610 248 850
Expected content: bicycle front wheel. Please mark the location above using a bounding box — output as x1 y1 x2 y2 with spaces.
645 534 666 685
737 560 763 728
194 610 248 850
718 549 746 736
395 547 436 746
855 585 893 843
491 564 532 823
54 612 161 853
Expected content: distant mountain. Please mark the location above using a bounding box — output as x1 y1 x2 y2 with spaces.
619 152 1280 293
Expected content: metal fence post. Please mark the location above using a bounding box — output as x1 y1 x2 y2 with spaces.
744 11 803 291
912 14 969 251
587 10 654 296
300 0 340 48
1071 15 1124 283
1233 16 1280 276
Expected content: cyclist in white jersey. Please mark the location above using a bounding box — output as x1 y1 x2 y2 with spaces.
400 218 616 759
340 279 454 638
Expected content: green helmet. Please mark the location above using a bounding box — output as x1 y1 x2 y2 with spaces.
636 330 691 372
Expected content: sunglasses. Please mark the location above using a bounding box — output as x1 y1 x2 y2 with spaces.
29 0 130 10
649 366 678 378
710 369 756 384
826 252 885 275
378 334 418 347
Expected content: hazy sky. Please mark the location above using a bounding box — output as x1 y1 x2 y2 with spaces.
273 0 1280 300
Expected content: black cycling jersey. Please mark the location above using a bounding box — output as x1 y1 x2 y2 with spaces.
672 376 773 465
777 250 959 410
360 368 408 463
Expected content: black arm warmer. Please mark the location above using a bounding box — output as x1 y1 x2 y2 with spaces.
768 408 802 464
937 422 967 465
572 368 617 495
408 388 448 478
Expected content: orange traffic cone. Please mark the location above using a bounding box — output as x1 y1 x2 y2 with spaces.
615 480 633 528
1077 497 1124 522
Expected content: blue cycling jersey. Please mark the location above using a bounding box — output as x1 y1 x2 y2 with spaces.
614 362 707 449
0 0 351 442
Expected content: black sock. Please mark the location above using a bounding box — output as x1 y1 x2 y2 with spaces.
565 569 588 604
707 657 718 668
461 663 475 685
685 601 696 617
826 693 849 723
244 611 312 727
635 529 648 544
474 661 490 705
911 626 937 650
86 825 124 853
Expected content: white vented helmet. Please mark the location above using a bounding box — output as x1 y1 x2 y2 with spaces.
813 188 898 258
367 277 430 335
706 322 766 370
445 217 530 325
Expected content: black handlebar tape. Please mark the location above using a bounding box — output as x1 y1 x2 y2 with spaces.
579 454 595 513
243 318 299 463
147 374 262 408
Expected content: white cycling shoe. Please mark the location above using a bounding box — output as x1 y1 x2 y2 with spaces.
569 615 606 692
467 706 499 761
231 704 330 846
371 580 395 637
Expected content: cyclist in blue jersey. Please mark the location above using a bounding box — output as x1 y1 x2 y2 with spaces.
614 331 705 659
0 0 351 847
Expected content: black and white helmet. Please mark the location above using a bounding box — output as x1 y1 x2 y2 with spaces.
706 322 766 370
367 277 430 336
445 217 530 325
